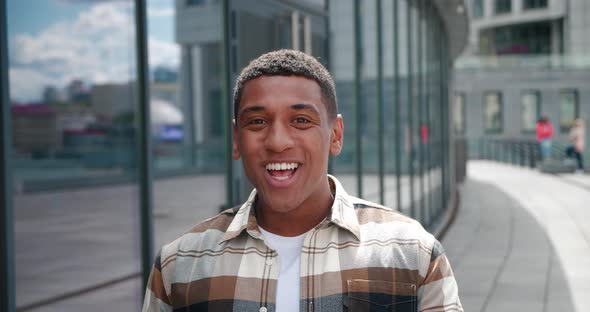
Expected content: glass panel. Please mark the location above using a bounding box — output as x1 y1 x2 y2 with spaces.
7 0 142 309
491 21 552 55
431 16 444 221
494 0 511 14
360 0 379 202
454 93 465 134
398 0 411 215
329 0 357 193
484 92 503 133
231 0 298 71
524 0 548 10
148 0 227 252
521 91 540 132
472 0 484 18
420 1 436 226
410 0 420 218
382 0 399 209
559 90 579 132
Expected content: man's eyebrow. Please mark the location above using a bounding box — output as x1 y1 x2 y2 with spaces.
291 103 320 114
238 105 265 119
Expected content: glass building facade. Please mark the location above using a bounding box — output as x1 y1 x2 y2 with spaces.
0 0 467 310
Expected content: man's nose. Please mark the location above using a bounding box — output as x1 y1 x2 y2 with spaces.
264 122 295 153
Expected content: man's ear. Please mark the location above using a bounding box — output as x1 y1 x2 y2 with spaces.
329 114 344 156
232 119 241 160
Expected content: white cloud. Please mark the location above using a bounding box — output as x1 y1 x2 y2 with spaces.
10 2 179 102
9 68 54 103
55 0 128 3
148 7 175 18
149 37 180 68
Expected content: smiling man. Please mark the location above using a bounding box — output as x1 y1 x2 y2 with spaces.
142 50 462 312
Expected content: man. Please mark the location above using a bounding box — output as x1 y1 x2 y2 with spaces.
142 49 462 312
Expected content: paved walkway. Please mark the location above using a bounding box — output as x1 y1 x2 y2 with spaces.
443 160 590 312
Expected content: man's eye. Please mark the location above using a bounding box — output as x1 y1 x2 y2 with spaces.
294 117 310 123
248 119 265 125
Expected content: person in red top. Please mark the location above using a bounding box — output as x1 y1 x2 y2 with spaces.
536 116 554 160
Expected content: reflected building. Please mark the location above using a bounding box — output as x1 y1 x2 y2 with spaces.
455 0 590 157
175 0 224 171
11 104 59 154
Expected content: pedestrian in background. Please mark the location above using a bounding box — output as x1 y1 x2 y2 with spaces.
566 118 585 173
536 116 554 161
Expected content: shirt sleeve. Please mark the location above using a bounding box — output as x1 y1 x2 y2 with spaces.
142 250 173 312
418 239 463 312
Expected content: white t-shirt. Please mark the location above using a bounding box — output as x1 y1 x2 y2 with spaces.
259 227 306 312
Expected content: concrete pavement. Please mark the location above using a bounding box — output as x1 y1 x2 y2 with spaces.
443 160 590 312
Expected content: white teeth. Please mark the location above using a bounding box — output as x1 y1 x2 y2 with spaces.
265 162 299 171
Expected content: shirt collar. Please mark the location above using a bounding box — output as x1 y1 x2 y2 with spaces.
219 175 361 244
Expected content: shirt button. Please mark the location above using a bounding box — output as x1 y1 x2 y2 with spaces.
266 258 273 266
260 307 267 312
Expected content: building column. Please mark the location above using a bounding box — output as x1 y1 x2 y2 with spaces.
551 19 562 55
181 46 196 167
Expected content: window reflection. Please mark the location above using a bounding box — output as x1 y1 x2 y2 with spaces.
7 0 142 310
523 0 548 10
472 0 484 18
329 0 357 193
559 90 579 132
494 0 511 15
484 92 503 133
454 93 465 135
521 90 540 132
149 0 227 251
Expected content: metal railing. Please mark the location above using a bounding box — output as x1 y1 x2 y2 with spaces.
466 137 576 168
468 138 541 168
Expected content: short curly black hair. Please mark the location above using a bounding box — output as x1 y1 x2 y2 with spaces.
233 49 337 121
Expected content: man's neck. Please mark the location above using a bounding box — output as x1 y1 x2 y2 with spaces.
255 184 334 237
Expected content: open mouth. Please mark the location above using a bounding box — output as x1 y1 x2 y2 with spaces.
265 162 299 181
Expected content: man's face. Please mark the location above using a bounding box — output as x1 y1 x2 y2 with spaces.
233 75 343 214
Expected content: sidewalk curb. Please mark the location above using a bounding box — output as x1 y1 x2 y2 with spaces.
432 185 461 241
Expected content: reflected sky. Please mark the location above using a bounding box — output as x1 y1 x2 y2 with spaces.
7 0 178 101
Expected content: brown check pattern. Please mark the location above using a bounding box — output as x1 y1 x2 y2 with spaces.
142 175 463 312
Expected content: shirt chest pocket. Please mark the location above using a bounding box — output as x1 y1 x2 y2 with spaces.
345 279 417 312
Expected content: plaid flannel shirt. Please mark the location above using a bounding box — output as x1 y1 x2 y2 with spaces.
142 175 463 311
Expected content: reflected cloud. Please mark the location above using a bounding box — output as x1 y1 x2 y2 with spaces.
148 7 175 18
9 2 178 101
54 0 128 3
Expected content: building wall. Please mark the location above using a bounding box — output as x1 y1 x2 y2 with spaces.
567 0 590 55
456 0 590 160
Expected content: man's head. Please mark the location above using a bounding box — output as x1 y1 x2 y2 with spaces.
232 49 343 218
233 49 337 121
